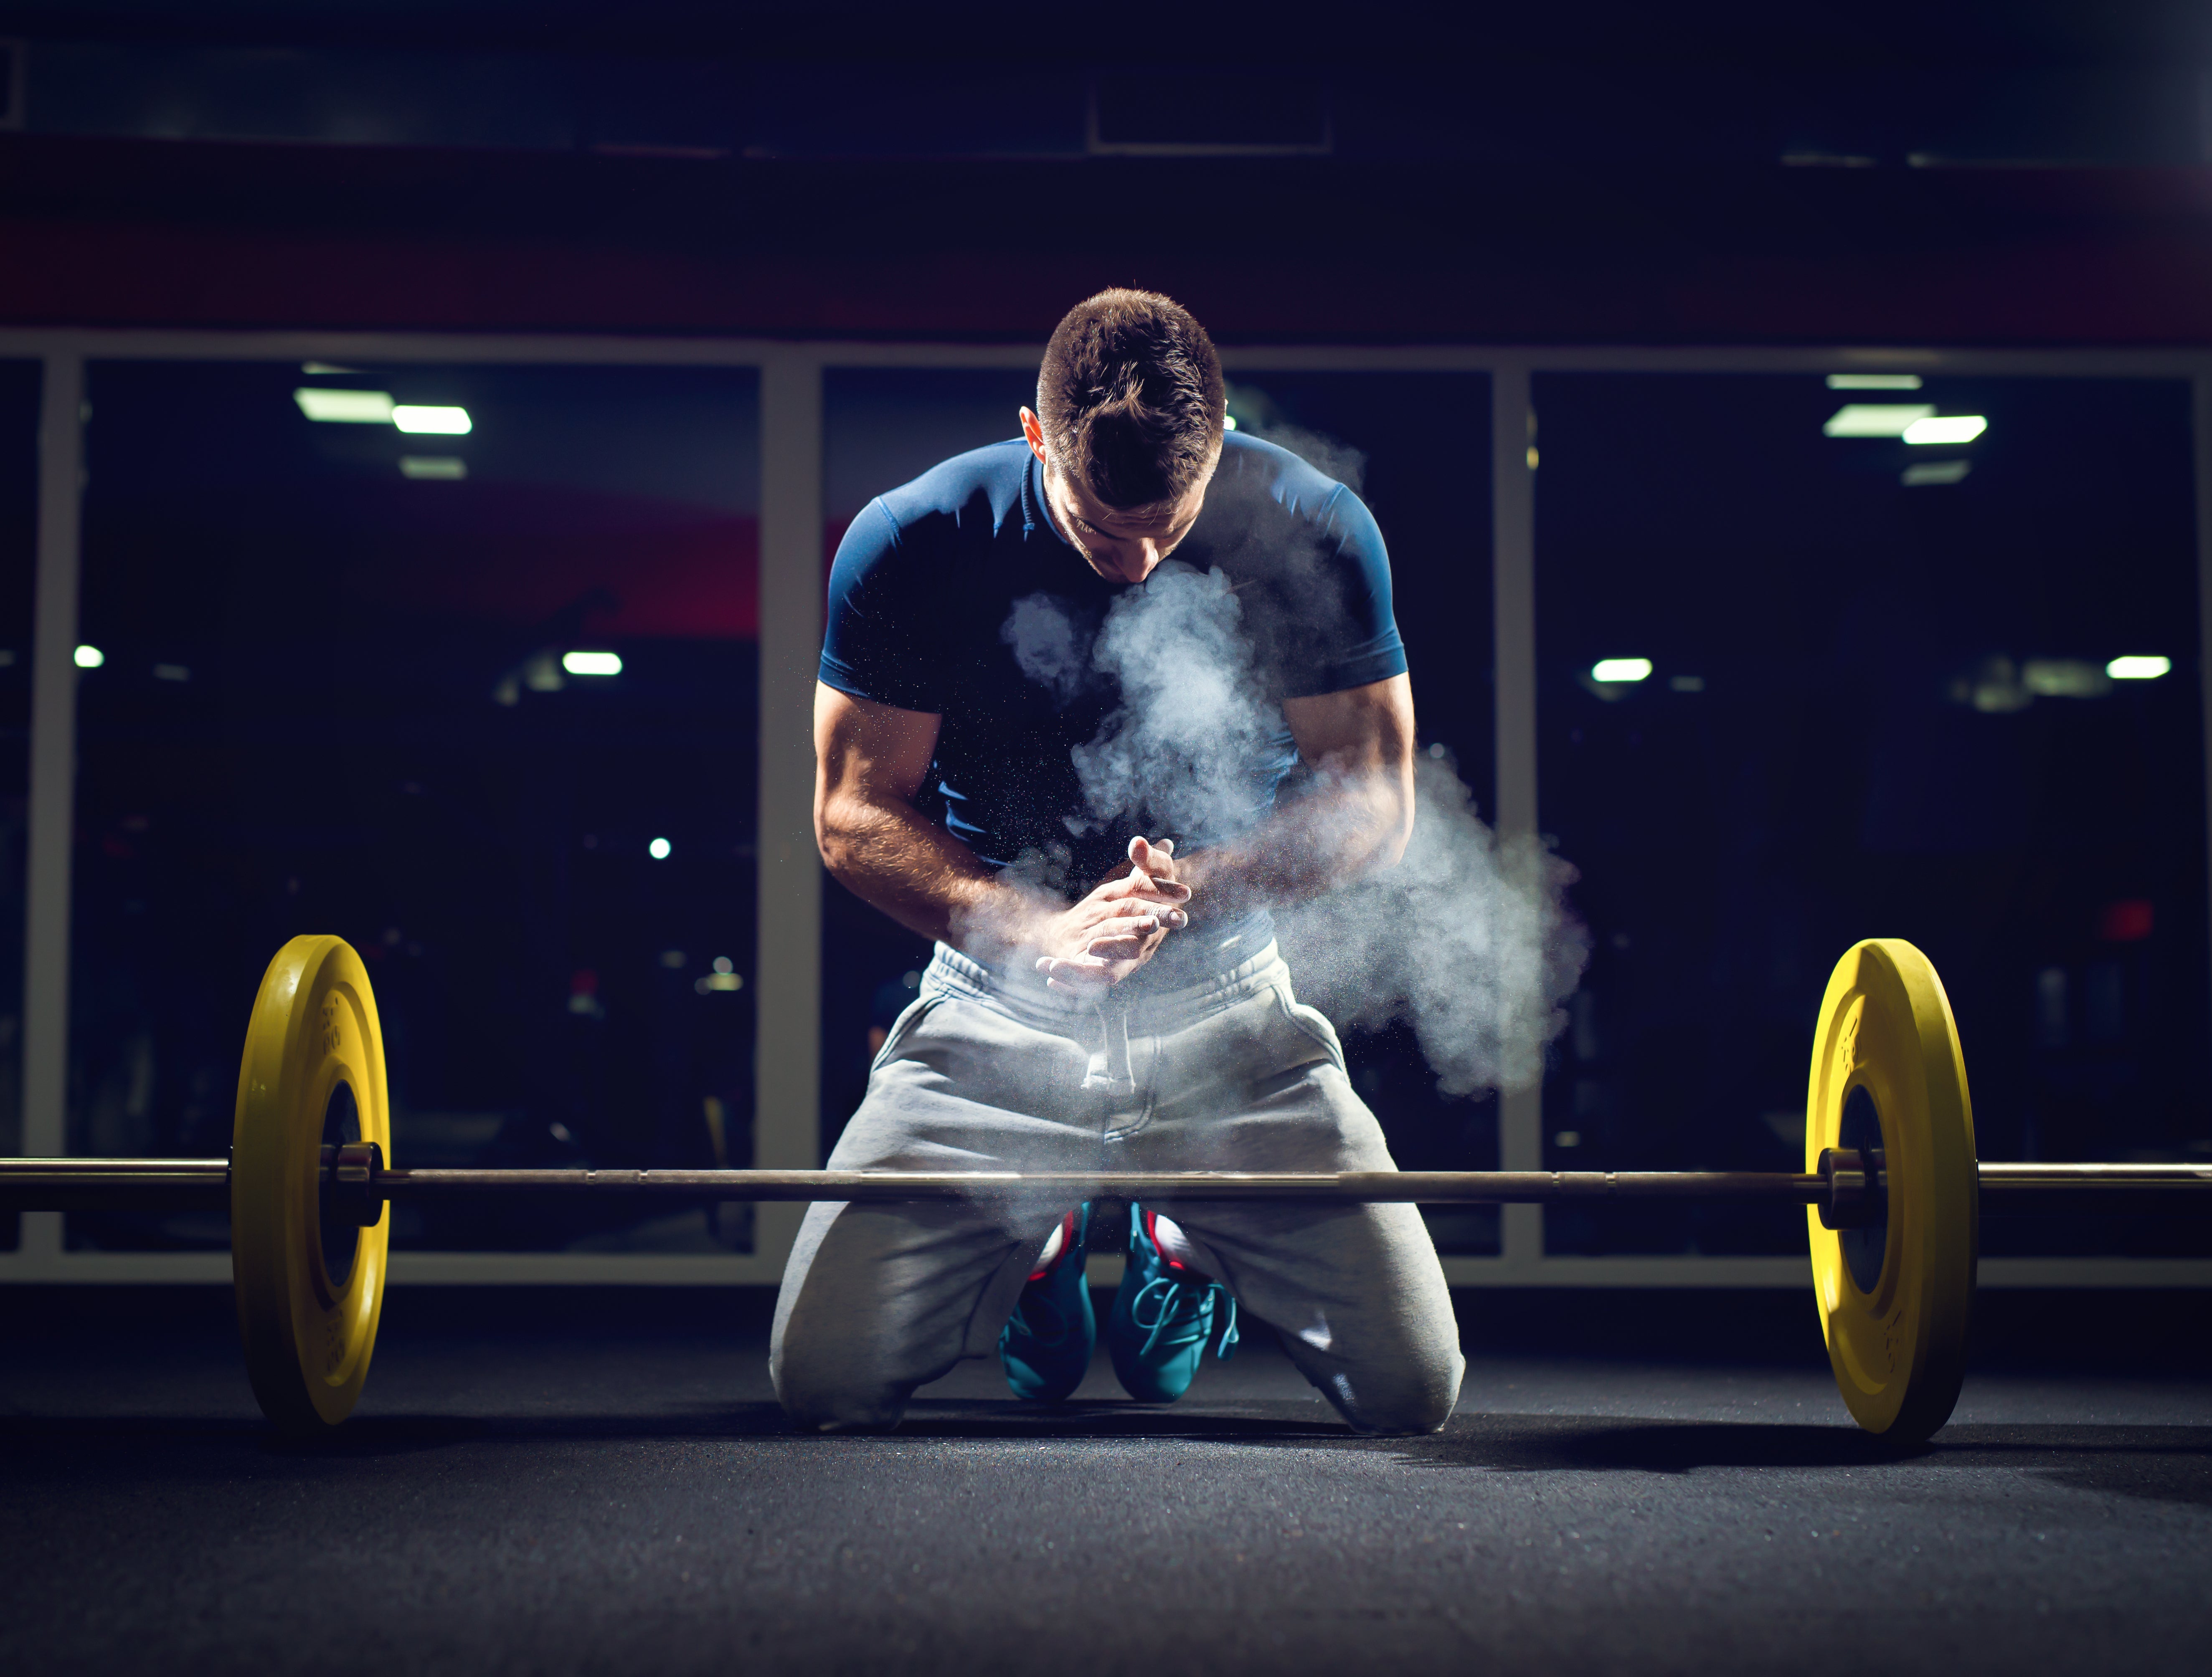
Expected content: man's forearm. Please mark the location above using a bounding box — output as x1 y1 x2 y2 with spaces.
1179 767 1411 924
817 792 1051 952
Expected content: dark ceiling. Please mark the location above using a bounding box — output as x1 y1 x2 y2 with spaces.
2 3 2209 342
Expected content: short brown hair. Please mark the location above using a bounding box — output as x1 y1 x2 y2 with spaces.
1037 289 1225 511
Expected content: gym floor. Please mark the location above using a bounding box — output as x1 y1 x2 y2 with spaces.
1 1285 2206 1676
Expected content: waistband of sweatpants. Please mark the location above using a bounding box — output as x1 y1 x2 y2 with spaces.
922 939 1289 1036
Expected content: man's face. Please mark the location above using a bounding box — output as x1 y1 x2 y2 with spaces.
1020 406 1216 585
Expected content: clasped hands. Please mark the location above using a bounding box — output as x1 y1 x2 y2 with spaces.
1032 836 1191 996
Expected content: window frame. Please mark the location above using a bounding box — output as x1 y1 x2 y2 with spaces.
3 329 2207 1290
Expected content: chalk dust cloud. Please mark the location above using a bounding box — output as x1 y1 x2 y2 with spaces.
1003 537 1588 1099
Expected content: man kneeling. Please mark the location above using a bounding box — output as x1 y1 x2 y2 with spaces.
771 289 1462 1435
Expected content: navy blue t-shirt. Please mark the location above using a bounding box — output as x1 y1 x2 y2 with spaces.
820 433 1405 969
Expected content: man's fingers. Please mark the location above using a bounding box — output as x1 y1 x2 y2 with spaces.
1036 955 1116 995
1095 904 1186 937
1127 835 1181 881
1101 869 1191 904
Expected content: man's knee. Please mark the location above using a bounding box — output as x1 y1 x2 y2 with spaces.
770 1335 908 1434
1317 1344 1464 1436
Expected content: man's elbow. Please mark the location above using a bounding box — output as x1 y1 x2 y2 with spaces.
814 797 868 881
1372 792 1415 870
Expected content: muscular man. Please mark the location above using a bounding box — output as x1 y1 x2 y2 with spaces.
771 289 1463 1434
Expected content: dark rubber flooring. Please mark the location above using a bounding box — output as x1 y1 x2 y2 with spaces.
1 1285 2207 1676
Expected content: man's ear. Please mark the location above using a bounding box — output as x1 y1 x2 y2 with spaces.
1019 405 1048 463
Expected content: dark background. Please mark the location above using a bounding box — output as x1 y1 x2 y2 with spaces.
4 4 2212 345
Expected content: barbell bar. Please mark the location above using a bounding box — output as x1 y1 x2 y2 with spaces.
5 1157 2209 1217
1 933 2205 1441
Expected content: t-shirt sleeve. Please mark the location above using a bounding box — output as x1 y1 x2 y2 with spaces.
818 499 946 714
1284 486 1408 699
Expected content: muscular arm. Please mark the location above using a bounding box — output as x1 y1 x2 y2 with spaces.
814 683 1190 984
1176 673 1416 922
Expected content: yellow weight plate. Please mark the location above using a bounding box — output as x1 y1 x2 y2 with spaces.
1805 938 1978 1441
231 935 391 1429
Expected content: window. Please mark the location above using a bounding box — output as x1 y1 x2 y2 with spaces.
1534 371 2209 1258
69 360 762 1255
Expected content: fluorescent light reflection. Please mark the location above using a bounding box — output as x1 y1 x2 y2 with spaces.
1823 405 1934 437
1591 658 1652 683
392 405 472 435
74 644 104 668
562 651 622 676
1903 415 1987 446
2106 656 2171 680
1903 460 1971 487
295 388 395 423
400 456 467 480
2022 660 2109 698
1826 374 1924 390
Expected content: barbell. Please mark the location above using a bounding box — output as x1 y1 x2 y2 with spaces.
2 935 2207 1438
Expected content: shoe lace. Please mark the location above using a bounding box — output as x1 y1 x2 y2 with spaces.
1127 1275 1239 1363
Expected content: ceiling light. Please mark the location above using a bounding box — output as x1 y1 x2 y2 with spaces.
1591 658 1652 683
400 456 467 481
1826 374 1923 390
1903 415 1987 446
562 651 622 676
74 644 104 668
295 388 395 423
1823 405 1934 437
392 405 472 436
1903 460 1971 487
2106 656 2171 680
648 836 672 860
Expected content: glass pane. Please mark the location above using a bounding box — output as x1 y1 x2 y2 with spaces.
70 360 760 1254
0 362 39 1253
1535 371 2209 1257
819 367 1498 1251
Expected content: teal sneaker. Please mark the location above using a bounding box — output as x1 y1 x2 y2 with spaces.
998 1206 1095 1403
1106 1204 1240 1403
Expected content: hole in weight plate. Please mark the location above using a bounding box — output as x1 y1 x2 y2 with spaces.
321 1081 360 1291
1837 1083 1887 1294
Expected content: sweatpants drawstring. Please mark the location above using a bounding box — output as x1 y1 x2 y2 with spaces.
1082 996 1137 1097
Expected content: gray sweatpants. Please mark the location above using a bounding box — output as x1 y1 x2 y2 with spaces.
770 941 1464 1434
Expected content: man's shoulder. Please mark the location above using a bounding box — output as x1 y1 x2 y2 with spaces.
875 439 1036 537
1213 430 1349 512
1200 432 1383 569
